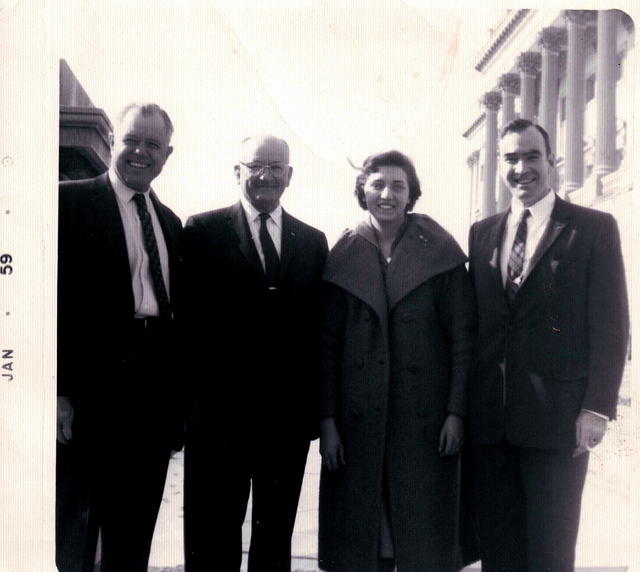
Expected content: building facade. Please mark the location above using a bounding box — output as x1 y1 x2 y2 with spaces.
59 59 112 180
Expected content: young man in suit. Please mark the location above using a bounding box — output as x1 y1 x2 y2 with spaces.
468 119 629 572
56 103 183 572
182 135 328 572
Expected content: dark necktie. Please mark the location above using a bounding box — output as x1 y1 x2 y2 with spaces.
132 193 171 318
505 209 530 302
259 212 280 289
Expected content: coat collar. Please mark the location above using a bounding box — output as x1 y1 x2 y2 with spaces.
324 214 467 319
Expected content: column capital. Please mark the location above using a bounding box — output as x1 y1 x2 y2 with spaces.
466 150 480 167
619 10 635 32
538 27 567 53
517 51 541 76
498 73 520 95
480 91 502 112
564 10 596 26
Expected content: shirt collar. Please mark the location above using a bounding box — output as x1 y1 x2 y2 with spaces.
240 196 283 229
510 189 555 224
108 167 151 205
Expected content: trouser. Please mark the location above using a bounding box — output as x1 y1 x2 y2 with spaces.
184 428 310 572
56 441 171 572
473 441 589 572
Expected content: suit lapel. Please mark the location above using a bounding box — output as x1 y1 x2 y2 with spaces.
280 210 297 280
227 201 264 278
522 197 570 283
150 190 181 296
487 210 509 295
90 174 135 311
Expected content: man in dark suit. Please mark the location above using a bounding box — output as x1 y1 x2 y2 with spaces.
56 103 183 572
468 119 629 571
182 134 328 572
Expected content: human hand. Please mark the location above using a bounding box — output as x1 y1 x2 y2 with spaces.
320 417 346 471
57 396 74 445
574 409 607 457
439 414 463 456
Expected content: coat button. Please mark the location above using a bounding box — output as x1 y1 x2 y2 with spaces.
356 358 365 369
363 312 371 322
406 363 419 373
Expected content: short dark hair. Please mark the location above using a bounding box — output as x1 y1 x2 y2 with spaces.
354 150 422 211
116 102 174 139
500 118 553 159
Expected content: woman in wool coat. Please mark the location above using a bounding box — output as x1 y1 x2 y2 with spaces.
318 151 476 572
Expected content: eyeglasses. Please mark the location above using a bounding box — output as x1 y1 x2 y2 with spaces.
239 161 287 176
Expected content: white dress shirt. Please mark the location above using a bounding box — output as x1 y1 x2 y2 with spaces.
240 197 282 269
500 189 555 287
109 169 170 317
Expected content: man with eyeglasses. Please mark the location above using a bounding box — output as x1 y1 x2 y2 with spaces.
182 134 328 571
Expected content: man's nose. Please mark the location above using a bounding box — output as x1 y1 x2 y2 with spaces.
380 186 392 199
513 158 526 172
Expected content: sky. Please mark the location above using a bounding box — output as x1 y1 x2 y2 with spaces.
57 0 504 247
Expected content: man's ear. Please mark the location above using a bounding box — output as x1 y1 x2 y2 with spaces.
166 146 174 159
234 165 241 183
548 152 555 168
108 132 114 147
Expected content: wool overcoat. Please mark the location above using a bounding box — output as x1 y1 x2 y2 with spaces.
318 214 477 572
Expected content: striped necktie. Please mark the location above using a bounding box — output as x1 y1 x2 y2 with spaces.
132 193 171 318
505 209 530 302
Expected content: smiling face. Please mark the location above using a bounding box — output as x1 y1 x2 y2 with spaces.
110 108 173 192
234 135 293 213
499 126 554 208
363 165 410 225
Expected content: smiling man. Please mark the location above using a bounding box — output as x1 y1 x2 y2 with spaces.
182 135 328 571
56 103 184 572
468 119 629 571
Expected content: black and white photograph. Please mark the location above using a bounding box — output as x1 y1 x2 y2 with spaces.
0 1 638 571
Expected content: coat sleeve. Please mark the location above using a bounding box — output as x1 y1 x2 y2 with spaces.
437 264 477 417
319 282 348 419
582 214 629 419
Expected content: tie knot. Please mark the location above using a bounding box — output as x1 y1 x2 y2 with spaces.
259 212 270 222
520 209 531 222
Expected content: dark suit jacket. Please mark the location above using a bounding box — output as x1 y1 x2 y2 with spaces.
57 172 184 445
183 201 328 439
468 196 629 450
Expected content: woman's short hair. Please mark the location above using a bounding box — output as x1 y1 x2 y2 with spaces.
354 150 422 211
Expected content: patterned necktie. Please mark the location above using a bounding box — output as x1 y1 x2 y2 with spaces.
132 193 171 318
505 209 530 302
259 212 280 289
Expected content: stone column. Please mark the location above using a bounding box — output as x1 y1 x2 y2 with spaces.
517 52 541 121
466 150 480 219
497 74 520 211
537 27 566 154
594 10 618 183
562 10 593 195
480 91 502 219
